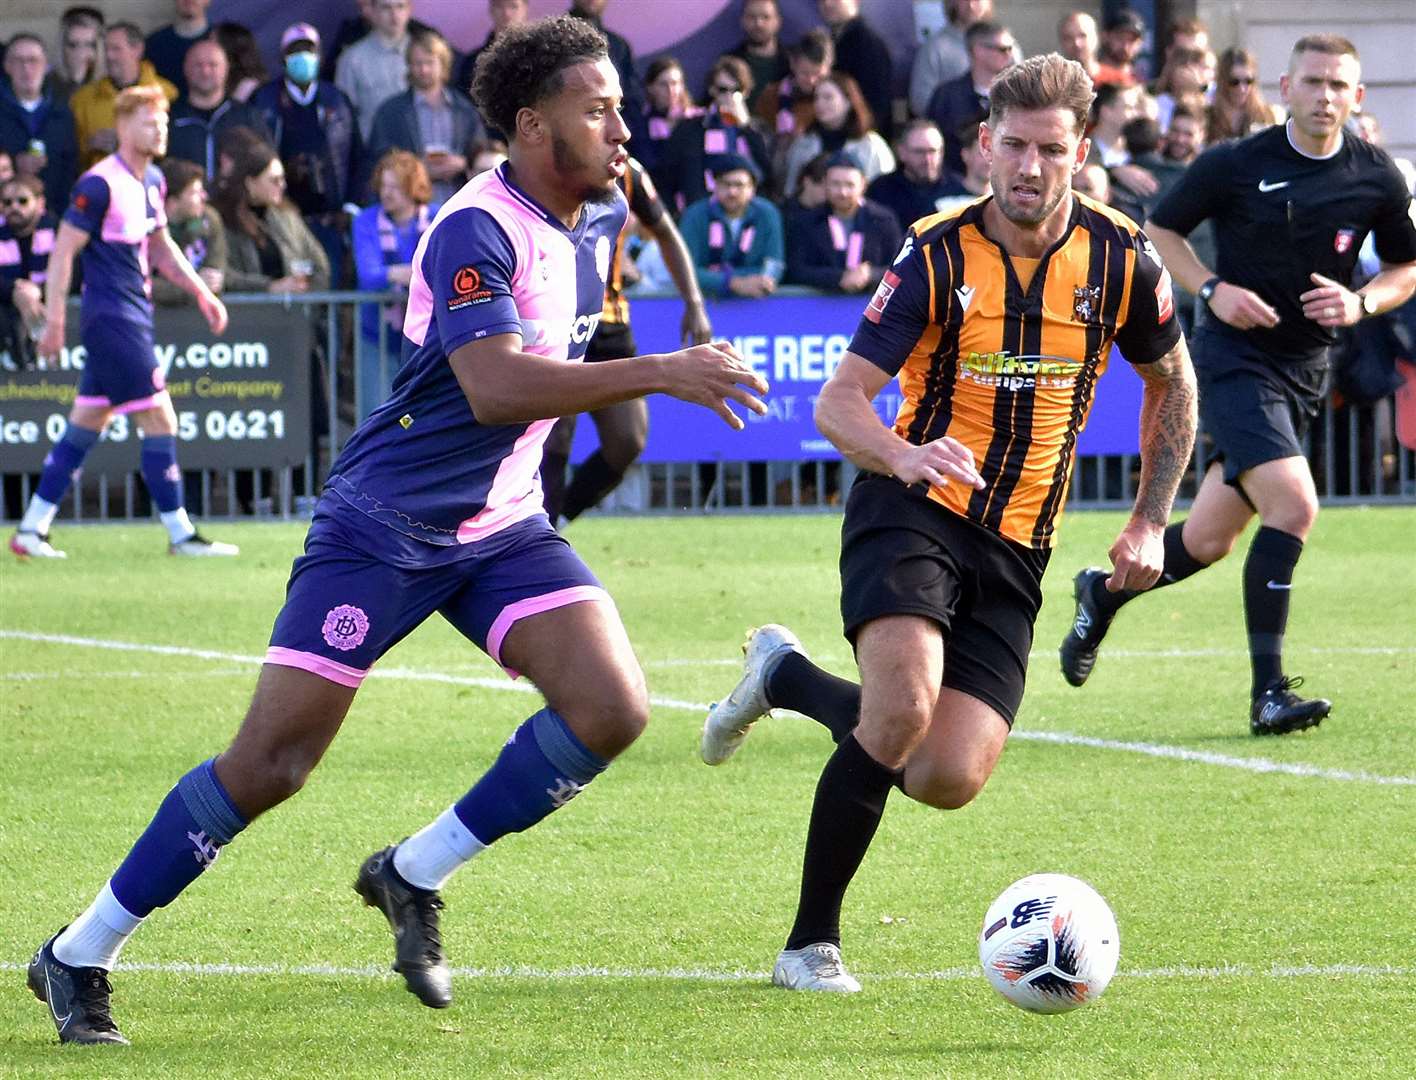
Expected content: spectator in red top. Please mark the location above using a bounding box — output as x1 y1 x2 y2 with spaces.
1094 9 1146 88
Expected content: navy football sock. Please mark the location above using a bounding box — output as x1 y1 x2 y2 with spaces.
140 434 184 514
35 423 100 505
561 451 625 522
1244 526 1305 698
452 708 607 845
108 759 248 918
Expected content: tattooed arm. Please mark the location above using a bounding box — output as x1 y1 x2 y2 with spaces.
1104 337 1198 592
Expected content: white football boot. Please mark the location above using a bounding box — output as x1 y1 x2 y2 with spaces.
700 624 804 765
772 944 861 993
169 532 240 557
9 531 66 559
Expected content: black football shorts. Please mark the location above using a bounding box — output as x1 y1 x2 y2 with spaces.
838 473 1049 726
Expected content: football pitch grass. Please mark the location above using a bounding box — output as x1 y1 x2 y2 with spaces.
2 508 1412 1078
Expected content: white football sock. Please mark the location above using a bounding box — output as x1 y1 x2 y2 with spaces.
393 806 486 891
19 496 58 535
53 882 144 971
160 508 195 543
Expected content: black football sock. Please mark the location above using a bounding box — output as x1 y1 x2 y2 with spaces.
541 449 569 525
764 651 861 744
561 451 624 522
1097 522 1210 615
785 734 899 951
1244 526 1304 698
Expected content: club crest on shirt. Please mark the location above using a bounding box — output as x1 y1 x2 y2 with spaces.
448 263 492 311
595 235 611 283
321 604 370 651
1334 229 1356 254
1073 284 1102 323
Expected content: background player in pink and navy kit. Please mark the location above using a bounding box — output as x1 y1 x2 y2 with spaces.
10 85 236 560
28 16 769 1045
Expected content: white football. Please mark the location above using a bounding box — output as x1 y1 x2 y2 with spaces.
978 873 1120 1014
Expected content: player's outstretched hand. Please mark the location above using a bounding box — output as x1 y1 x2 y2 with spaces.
198 292 230 336
1105 518 1165 592
889 436 985 490
1208 281 1280 331
661 339 769 429
1299 272 1360 328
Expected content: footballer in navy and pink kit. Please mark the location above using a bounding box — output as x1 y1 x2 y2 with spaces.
28 17 769 1045
11 85 236 560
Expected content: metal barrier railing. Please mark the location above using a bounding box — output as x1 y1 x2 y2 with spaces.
3 291 1412 523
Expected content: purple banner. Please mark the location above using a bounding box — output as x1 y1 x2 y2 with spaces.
572 293 1146 462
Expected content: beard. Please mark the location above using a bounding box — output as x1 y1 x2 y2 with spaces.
992 176 1068 228
552 133 619 205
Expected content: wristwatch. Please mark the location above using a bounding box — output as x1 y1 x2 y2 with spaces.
1360 292 1379 318
1198 276 1221 307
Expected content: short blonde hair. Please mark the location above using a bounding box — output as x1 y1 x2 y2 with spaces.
114 85 170 122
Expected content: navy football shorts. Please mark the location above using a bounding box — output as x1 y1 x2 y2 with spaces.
266 497 610 687
76 317 166 412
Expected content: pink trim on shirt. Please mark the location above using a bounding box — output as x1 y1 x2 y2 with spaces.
485 585 612 675
828 216 847 251
265 646 369 688
455 417 556 543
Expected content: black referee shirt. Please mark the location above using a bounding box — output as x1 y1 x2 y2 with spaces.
1149 122 1416 362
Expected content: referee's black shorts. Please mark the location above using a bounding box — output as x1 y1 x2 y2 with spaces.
838 473 1050 727
585 320 637 363
1192 326 1328 487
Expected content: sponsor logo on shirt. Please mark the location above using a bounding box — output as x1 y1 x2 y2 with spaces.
448 263 493 311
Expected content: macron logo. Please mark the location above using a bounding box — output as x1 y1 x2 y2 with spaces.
1257 179 1290 193
955 284 975 312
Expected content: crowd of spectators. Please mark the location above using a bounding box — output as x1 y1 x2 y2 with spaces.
2 0 1413 423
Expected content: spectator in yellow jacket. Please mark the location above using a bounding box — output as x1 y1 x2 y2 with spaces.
69 23 178 169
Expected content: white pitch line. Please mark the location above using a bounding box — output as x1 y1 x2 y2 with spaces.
0 959 1409 982
3 629 1413 786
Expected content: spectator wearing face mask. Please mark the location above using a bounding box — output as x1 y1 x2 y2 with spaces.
250 24 360 285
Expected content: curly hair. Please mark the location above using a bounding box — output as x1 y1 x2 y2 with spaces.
471 15 610 139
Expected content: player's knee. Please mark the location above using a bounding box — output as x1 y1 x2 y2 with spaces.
600 430 646 472
1262 498 1318 539
859 699 934 767
1185 531 1236 564
554 675 649 758
907 764 988 810
220 739 322 813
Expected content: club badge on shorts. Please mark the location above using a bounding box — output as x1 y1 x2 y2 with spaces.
1334 229 1356 254
322 604 370 651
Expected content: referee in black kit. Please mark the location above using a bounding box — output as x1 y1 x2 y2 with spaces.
1059 33 1416 735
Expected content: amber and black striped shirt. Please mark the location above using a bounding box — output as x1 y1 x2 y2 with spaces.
601 157 666 326
849 193 1181 549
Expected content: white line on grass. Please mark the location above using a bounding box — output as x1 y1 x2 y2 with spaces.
4 629 1413 787
0 959 1409 982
